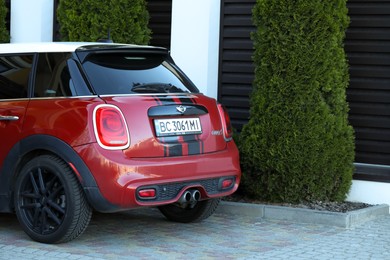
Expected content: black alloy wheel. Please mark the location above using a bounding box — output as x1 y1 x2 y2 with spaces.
14 155 92 243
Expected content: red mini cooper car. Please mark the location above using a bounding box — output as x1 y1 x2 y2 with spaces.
0 42 241 243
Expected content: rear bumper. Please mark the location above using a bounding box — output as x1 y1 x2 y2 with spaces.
74 142 241 212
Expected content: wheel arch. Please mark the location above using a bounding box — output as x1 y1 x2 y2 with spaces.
0 134 118 213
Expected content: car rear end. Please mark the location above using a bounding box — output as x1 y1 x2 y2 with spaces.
75 45 241 211
2 42 241 244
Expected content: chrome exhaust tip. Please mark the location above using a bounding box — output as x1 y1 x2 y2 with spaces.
178 190 192 204
177 189 201 208
191 189 201 202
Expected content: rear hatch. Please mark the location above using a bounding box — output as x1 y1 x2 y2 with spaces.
101 95 227 158
78 45 229 158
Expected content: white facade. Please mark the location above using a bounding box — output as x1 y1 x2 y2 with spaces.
8 0 390 208
170 0 220 99
348 180 390 207
10 0 54 43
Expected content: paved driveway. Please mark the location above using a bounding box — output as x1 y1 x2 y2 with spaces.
1 206 390 259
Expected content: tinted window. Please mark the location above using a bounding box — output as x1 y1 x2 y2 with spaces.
0 55 33 99
82 53 198 95
34 53 75 97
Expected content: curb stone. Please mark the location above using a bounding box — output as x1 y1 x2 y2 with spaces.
218 201 389 228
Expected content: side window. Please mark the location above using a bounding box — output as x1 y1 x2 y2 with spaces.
0 55 33 100
34 53 75 97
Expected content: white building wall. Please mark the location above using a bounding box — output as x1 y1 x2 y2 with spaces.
10 0 53 43
348 180 390 207
170 0 220 99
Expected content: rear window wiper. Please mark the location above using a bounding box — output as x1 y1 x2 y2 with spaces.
131 83 188 93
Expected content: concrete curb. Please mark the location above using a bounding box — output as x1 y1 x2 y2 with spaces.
218 201 389 228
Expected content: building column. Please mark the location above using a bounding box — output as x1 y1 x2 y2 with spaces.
10 0 53 43
170 0 221 99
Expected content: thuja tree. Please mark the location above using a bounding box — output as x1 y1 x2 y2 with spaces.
0 0 9 43
239 0 355 203
57 0 151 44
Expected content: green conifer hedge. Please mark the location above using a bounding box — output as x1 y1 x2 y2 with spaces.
57 0 151 45
0 1 9 43
239 0 355 202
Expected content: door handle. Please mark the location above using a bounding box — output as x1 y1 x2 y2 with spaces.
0 115 19 121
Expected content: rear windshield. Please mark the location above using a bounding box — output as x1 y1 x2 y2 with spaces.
81 52 199 95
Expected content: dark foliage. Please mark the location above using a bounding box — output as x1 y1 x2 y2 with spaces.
239 0 355 203
0 0 9 43
57 0 151 44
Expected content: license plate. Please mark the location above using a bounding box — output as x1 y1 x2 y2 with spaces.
154 118 202 137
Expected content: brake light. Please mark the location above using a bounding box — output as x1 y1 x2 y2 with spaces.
93 105 130 150
138 188 156 199
219 177 235 190
217 104 233 141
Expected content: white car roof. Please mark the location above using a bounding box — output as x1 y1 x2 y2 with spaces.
0 42 143 54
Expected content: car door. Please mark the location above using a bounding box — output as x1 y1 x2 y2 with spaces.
0 54 34 169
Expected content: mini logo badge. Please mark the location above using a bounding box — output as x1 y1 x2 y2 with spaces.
176 105 186 114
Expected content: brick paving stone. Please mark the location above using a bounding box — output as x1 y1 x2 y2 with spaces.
0 207 389 259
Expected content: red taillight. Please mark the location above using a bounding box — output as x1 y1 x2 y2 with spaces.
138 188 156 199
93 105 130 150
217 104 233 141
219 177 235 190
222 179 234 189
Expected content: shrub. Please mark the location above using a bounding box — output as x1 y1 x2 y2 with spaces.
0 0 9 43
57 0 151 45
239 0 355 203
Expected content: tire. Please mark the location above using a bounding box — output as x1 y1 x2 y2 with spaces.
158 198 221 223
14 155 92 244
